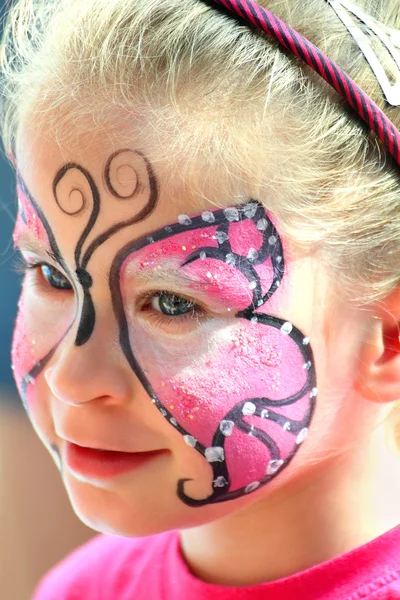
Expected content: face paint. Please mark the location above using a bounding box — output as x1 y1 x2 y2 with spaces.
13 184 48 246
12 149 158 407
12 183 69 409
13 147 316 507
111 201 317 506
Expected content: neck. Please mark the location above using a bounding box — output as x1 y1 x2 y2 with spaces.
180 425 400 586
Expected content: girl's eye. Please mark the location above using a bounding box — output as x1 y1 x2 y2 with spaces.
151 292 198 317
40 264 72 290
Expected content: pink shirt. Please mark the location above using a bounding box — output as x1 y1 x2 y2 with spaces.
33 525 400 599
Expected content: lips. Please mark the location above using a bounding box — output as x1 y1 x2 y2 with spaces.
64 441 167 480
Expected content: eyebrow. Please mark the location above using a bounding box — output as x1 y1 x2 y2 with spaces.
124 258 222 295
14 236 59 263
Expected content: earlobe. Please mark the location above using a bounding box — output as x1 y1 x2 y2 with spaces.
355 310 400 404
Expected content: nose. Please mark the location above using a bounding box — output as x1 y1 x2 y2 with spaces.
44 329 135 407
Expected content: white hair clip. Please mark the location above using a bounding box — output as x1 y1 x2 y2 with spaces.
328 0 400 106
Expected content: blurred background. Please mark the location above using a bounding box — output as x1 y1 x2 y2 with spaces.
0 2 94 599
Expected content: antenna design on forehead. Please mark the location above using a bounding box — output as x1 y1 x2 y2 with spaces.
204 0 400 166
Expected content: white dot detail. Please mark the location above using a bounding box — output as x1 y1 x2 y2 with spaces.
296 428 309 444
251 316 258 324
178 214 192 226
224 207 240 221
170 418 178 426
213 476 229 488
245 481 260 493
261 409 269 419
184 435 197 448
266 459 284 476
283 421 291 431
243 202 258 218
160 409 167 417
256 218 268 231
225 253 236 266
215 231 229 244
200 251 207 260
249 280 257 290
247 248 259 262
205 447 225 462
310 388 318 398
268 235 277 245
303 361 312 370
220 420 235 436
302 337 310 345
242 402 256 416
281 322 293 335
202 211 215 223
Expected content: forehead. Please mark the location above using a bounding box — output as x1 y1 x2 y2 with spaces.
15 120 246 225
15 122 267 282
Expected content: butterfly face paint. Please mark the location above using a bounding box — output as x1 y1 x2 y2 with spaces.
110 202 317 506
13 148 316 507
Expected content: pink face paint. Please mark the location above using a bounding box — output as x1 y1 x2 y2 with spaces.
112 200 317 505
13 184 49 247
12 183 73 410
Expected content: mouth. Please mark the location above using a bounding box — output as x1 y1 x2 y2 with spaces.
64 441 168 480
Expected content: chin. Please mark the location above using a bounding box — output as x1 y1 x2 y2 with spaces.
62 470 247 538
61 471 202 537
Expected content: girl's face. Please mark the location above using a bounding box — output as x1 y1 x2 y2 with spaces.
12 124 369 535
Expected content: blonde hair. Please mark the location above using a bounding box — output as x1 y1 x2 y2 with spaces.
1 0 400 444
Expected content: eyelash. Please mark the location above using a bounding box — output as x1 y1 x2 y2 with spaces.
140 290 206 325
13 255 72 291
13 255 206 326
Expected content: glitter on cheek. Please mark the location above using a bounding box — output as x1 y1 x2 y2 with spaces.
230 328 283 392
230 329 282 366
171 386 200 420
11 279 76 411
11 290 38 399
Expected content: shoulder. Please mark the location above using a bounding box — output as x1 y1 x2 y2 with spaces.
32 530 177 600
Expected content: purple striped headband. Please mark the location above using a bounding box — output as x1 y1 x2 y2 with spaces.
205 0 400 166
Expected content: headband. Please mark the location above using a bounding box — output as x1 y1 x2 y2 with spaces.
205 0 400 166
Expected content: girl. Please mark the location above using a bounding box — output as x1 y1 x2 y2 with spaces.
1 0 399 597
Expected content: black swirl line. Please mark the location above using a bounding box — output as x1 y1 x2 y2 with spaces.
105 149 139 199
81 152 158 270
52 151 159 346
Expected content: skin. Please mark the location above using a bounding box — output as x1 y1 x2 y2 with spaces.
13 122 400 586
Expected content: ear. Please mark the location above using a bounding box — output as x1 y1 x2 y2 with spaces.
355 288 400 404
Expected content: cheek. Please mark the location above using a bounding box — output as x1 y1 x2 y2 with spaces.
11 282 75 411
130 317 313 493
